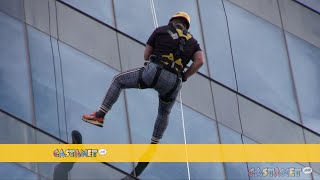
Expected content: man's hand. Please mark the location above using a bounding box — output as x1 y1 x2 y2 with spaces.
182 51 204 81
182 73 187 82
144 60 150 66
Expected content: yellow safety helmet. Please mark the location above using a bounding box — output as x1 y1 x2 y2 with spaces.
170 11 191 29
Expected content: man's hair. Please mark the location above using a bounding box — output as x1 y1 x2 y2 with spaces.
171 18 188 29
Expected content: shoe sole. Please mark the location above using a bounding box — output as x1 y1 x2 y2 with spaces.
82 117 103 127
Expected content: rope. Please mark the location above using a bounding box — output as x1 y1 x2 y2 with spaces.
179 90 191 180
149 2 190 178
150 0 158 28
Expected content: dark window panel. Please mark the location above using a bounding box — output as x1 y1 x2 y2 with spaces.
0 0 24 21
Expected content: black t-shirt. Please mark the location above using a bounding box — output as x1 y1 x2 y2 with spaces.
146 24 201 65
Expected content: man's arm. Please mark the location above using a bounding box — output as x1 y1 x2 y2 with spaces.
144 44 153 60
145 27 159 61
183 51 204 81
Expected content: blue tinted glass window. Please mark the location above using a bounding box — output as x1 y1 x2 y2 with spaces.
59 42 132 172
184 105 225 179
126 89 185 144
0 12 33 123
313 172 320 180
27 26 60 137
126 89 188 179
114 0 154 42
62 0 115 27
51 38 68 141
69 162 130 180
219 124 249 179
286 32 320 133
198 0 237 89
0 0 24 21
295 0 320 13
225 1 299 121
126 89 224 179
0 163 38 180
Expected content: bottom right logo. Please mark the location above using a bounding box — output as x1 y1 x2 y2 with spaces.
248 167 313 177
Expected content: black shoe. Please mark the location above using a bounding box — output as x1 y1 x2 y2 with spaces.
71 130 82 144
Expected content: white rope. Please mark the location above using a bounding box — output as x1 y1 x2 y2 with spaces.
150 0 158 28
149 1 190 178
179 90 191 180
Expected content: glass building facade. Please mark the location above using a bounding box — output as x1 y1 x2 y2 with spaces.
0 0 319 179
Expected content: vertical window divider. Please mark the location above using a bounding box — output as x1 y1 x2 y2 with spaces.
275 1 313 178
196 0 229 179
111 0 136 174
22 0 39 178
54 0 69 143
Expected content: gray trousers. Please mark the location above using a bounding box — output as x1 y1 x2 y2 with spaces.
101 62 182 140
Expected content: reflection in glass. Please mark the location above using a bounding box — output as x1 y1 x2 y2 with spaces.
53 130 81 180
126 89 188 179
70 162 132 180
0 110 133 179
27 26 60 137
224 1 299 121
184 105 225 179
294 0 320 13
219 124 249 180
59 42 132 172
197 0 237 89
0 12 33 123
51 38 68 141
312 172 320 180
126 89 225 179
285 32 320 133
0 0 24 21
62 0 115 27
114 0 154 42
0 163 39 180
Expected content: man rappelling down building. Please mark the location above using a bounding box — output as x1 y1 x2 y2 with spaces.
82 12 203 145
